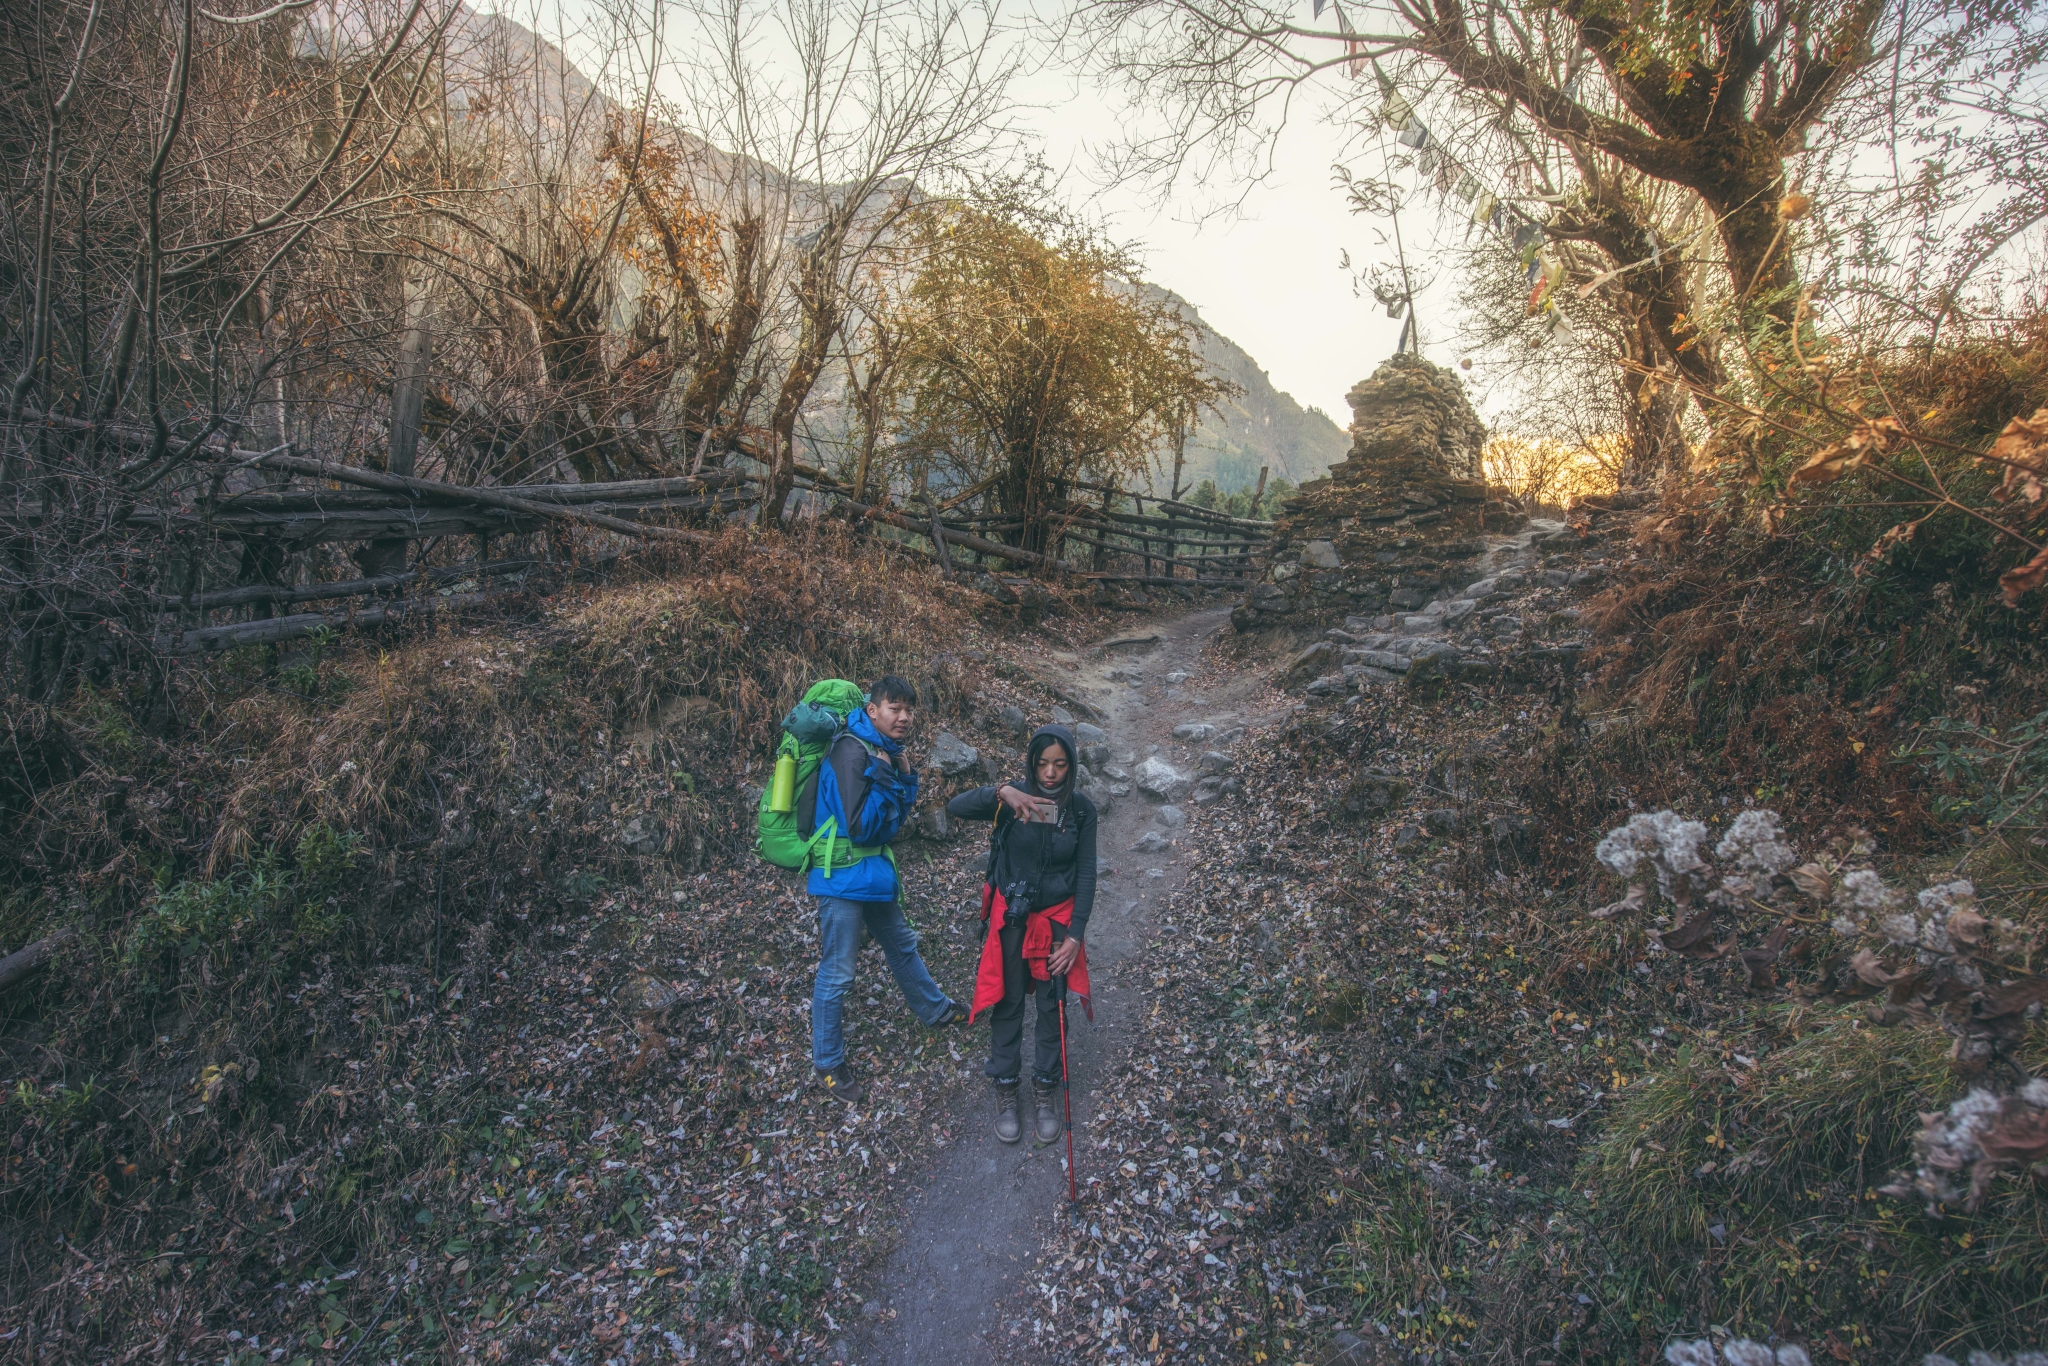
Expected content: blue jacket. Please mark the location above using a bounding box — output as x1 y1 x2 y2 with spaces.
806 708 919 901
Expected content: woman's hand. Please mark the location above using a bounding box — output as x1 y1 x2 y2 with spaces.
1047 937 1082 977
998 782 1057 824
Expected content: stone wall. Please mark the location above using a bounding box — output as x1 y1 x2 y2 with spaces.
1234 353 1510 631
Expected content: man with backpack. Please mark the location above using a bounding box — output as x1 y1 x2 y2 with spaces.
793 675 967 1102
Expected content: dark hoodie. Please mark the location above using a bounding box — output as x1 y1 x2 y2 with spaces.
946 724 1099 940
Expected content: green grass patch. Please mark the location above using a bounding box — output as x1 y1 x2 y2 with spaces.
1578 1007 2048 1354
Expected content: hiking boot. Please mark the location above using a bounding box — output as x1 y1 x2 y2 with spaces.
993 1082 1022 1144
816 1063 863 1104
1032 1080 1063 1145
930 1000 970 1027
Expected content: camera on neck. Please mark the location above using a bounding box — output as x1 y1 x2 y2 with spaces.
999 879 1035 929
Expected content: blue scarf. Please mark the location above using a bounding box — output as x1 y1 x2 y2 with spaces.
847 705 901 756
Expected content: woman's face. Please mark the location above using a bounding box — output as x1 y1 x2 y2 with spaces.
1035 744 1071 791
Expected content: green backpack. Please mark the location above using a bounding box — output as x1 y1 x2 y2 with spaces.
754 679 867 870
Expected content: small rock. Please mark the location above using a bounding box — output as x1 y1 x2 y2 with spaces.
1325 629 1362 645
1134 756 1191 801
1155 805 1187 828
1301 539 1342 569
862 1300 882 1320
928 731 981 776
1217 727 1246 745
1080 782 1115 816
1540 568 1572 588
999 705 1028 738
1097 857 1114 877
1073 721 1108 745
1102 764 1130 781
1198 750 1234 775
1341 770 1409 818
1080 742 1112 767
1191 776 1225 805
1165 670 1190 685
1389 586 1429 610
1171 722 1216 742
1420 808 1463 837
916 807 953 840
1569 566 1606 587
1282 640 1340 686
619 816 664 856
1146 868 1166 879
1304 672 1346 696
1130 831 1172 853
1219 776 1243 796
1437 598 1477 624
1392 824 1426 854
1051 705 1075 725
1108 782 1132 797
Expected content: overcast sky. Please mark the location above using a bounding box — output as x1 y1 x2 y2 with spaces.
1015 57 1427 424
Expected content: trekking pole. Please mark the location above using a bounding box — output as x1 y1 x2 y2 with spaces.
1055 970 1077 1206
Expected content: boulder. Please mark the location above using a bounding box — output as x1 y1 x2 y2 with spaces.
1301 540 1342 569
1172 722 1217 742
1155 804 1188 827
1080 782 1115 816
1392 824 1426 855
1079 742 1112 767
1305 672 1347 696
1051 705 1075 725
1073 721 1109 745
999 704 1029 738
1134 756 1192 802
1198 750 1234 775
1129 831 1172 853
1192 776 1225 805
916 807 953 840
928 731 981 777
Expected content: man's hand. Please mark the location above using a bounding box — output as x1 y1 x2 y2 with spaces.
1047 937 1082 977
893 748 912 774
998 783 1057 823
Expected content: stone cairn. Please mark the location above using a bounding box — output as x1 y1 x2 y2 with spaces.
1233 353 1508 631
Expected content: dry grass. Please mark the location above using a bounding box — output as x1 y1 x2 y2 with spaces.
0 523 1032 1358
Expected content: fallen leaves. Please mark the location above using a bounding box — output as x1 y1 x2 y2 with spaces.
1983 405 2048 505
1997 543 2048 607
1787 417 1905 487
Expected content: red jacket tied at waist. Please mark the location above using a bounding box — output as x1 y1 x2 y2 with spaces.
969 883 1092 1023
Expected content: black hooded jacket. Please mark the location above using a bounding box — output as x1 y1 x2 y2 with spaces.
945 724 1099 940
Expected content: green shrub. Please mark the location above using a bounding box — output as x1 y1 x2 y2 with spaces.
123 824 363 991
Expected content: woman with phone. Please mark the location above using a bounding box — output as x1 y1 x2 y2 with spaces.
946 724 1097 1144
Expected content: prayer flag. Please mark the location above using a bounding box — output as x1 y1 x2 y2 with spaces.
1383 92 1413 131
1471 190 1496 225
1397 121 1430 150
1454 172 1478 202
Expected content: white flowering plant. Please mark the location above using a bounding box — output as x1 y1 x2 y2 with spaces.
1595 807 2048 1212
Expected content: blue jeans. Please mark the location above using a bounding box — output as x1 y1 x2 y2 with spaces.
810 896 952 1070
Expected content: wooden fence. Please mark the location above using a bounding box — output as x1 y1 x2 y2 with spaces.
12 424 1272 654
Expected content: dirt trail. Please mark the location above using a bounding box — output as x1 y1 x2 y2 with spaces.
844 605 1272 1365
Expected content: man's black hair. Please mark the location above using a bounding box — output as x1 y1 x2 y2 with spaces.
867 674 918 707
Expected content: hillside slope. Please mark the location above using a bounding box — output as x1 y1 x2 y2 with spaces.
1141 284 1353 493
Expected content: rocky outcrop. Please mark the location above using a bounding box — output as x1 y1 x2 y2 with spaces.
1235 354 1514 631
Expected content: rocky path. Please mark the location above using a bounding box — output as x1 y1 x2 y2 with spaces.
1287 518 1577 698
846 605 1274 1365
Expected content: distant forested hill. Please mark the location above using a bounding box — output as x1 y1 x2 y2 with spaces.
1138 285 1352 495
